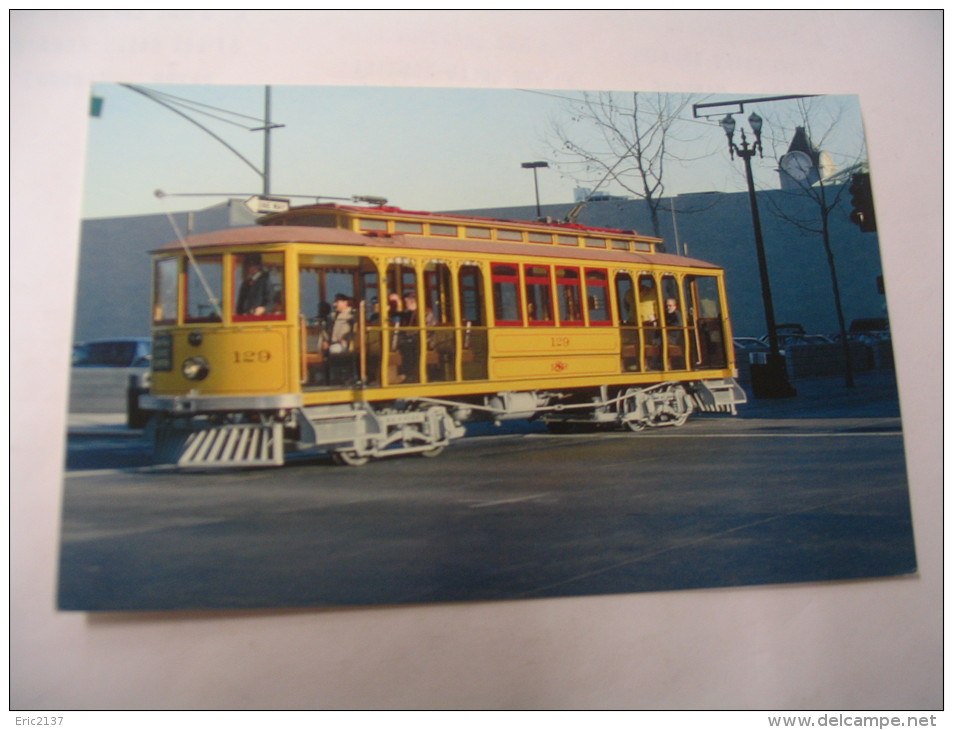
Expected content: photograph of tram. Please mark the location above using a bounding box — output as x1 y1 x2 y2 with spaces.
56 82 916 614
145 205 745 468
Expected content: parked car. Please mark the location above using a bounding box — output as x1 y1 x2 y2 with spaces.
70 338 152 427
73 338 152 368
733 336 771 354
760 333 833 350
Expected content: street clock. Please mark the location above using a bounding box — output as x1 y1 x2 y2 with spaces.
780 151 814 181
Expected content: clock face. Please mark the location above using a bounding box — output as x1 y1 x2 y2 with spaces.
781 151 813 180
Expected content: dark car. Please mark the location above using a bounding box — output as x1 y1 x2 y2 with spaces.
70 338 152 427
72 338 151 368
733 336 771 354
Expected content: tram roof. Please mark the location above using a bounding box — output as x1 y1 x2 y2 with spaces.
259 203 664 243
154 224 720 270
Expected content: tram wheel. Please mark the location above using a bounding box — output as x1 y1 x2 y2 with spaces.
332 450 370 467
623 419 646 432
419 444 446 459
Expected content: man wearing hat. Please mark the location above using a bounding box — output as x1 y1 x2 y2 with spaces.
235 253 274 316
326 293 355 355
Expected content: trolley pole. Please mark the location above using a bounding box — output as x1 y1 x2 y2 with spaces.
720 113 796 398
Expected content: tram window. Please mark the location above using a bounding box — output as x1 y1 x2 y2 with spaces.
555 267 583 325
611 239 630 251
360 263 380 322
585 268 611 325
638 275 660 326
523 265 554 326
458 265 485 326
585 237 607 249
466 227 491 239
662 275 686 368
528 232 553 244
615 272 637 325
491 264 522 325
234 252 284 320
153 256 179 324
185 255 223 323
395 221 423 234
497 229 523 242
557 235 579 246
691 276 722 319
430 224 457 237
424 262 453 325
359 218 388 232
385 262 417 321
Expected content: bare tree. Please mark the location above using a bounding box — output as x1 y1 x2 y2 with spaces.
549 91 708 240
763 96 870 387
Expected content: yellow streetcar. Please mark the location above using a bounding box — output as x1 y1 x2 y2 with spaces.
142 203 746 467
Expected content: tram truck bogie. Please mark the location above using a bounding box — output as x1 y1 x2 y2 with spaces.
143 203 746 468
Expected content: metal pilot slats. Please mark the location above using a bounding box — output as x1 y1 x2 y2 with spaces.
176 422 284 467
691 378 748 415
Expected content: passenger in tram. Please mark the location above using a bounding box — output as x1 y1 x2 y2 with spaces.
235 254 274 316
665 298 683 330
367 297 381 323
665 297 686 368
386 292 403 325
396 293 435 383
326 294 357 385
326 294 355 355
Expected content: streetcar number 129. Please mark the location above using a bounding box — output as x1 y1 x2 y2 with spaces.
233 350 272 363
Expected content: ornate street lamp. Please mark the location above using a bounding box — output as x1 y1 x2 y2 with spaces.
720 113 796 398
521 161 549 219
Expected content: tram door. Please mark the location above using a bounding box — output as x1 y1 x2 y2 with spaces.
298 255 378 388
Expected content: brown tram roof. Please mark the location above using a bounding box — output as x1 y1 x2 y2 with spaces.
259 202 663 242
155 225 720 270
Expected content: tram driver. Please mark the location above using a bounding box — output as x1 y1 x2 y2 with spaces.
236 253 274 316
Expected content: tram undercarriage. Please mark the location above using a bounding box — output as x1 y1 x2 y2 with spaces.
148 378 745 469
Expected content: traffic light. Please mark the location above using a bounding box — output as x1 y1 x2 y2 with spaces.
849 172 877 233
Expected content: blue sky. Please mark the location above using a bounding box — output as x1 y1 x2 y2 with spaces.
81 83 868 219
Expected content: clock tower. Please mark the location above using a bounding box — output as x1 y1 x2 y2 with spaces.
778 126 821 190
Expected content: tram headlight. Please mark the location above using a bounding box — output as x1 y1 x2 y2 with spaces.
182 356 210 381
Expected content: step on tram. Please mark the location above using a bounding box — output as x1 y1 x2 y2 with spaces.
140 203 746 467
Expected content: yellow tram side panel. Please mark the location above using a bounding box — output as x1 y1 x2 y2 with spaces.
489 327 621 379
151 325 295 396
